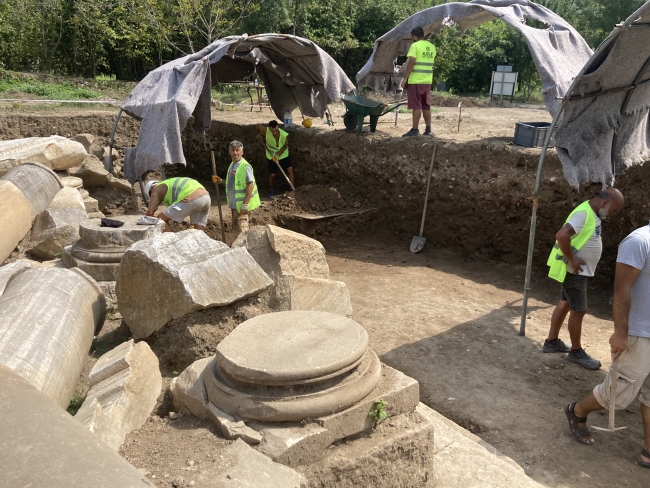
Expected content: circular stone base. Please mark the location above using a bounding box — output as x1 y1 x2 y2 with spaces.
76 215 165 251
215 311 369 386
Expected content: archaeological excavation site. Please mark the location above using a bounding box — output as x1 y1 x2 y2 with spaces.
2 1 650 487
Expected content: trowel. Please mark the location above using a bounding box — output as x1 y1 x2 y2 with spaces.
410 144 436 253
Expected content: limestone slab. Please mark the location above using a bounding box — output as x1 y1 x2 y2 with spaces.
206 403 262 445
0 136 86 176
75 340 162 450
266 225 329 279
71 133 95 152
28 207 88 260
108 175 132 193
84 196 99 213
48 186 86 211
170 356 214 420
216 311 368 385
69 155 111 187
213 439 306 488
117 231 273 339
278 276 352 317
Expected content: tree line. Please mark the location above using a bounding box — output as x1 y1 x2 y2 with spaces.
0 0 645 98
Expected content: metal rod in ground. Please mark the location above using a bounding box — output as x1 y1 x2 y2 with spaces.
395 90 403 127
211 151 226 243
457 102 462 132
108 108 124 176
519 101 567 336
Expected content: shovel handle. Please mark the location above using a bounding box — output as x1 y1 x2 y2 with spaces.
419 144 437 237
211 152 226 243
608 358 619 430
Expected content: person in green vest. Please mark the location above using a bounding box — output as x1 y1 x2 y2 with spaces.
400 26 436 138
144 177 211 232
543 188 624 369
224 140 260 232
257 120 294 198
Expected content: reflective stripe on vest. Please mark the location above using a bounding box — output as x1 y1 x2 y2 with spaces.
161 177 204 206
547 201 597 283
265 128 289 159
226 159 261 213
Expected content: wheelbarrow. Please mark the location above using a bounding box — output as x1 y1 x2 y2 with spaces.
342 95 406 133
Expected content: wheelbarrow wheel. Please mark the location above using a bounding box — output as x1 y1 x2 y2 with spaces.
343 112 358 131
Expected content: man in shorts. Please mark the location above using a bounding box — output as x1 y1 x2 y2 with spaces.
543 189 624 369
564 224 650 469
145 177 211 232
257 120 293 197
400 26 436 137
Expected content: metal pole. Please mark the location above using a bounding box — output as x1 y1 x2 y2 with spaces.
519 100 567 336
108 108 123 176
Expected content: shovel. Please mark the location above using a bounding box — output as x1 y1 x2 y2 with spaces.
592 356 627 432
410 144 437 253
210 152 226 243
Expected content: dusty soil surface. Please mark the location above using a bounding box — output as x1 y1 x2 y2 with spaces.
2 103 649 487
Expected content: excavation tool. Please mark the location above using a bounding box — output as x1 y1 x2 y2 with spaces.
272 157 296 191
410 144 437 253
342 95 406 133
210 151 226 243
592 356 627 433
394 89 403 127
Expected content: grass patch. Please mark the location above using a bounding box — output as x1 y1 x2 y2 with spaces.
212 83 250 105
67 392 85 415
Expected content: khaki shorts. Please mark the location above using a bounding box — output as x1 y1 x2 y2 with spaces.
593 336 650 410
162 194 211 226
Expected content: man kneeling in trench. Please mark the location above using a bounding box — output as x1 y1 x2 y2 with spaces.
144 177 211 232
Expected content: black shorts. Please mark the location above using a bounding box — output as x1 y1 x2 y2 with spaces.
560 273 589 312
268 156 292 174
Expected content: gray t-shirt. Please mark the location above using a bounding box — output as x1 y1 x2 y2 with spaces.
616 224 650 338
567 209 602 277
227 161 254 210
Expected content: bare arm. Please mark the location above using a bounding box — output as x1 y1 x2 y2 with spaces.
610 262 642 359
556 223 584 273
400 57 415 89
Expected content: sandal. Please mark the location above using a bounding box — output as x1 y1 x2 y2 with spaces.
564 402 593 445
639 448 650 469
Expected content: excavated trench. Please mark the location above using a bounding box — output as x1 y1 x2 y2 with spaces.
3 112 650 282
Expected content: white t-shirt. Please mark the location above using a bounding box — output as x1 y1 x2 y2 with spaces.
566 209 602 277
616 224 650 338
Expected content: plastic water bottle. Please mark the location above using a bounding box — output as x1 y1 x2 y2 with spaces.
284 110 293 128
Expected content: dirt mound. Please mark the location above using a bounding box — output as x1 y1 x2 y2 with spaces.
431 96 482 108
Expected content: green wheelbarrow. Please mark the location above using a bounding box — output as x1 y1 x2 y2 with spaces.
342 95 406 133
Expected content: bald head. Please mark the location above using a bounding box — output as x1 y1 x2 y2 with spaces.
591 188 624 219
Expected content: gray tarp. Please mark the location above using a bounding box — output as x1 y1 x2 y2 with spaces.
554 1 650 187
122 34 354 184
356 0 592 118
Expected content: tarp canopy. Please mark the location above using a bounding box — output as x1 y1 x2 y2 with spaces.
356 0 593 118
122 34 355 184
554 1 650 187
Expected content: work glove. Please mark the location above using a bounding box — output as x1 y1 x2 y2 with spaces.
241 203 249 214
212 175 222 184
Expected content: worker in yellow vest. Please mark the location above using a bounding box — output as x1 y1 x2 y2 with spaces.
145 177 211 232
224 140 260 232
400 26 436 137
543 188 624 369
257 120 294 197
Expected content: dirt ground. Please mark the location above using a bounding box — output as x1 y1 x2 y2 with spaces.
2 102 649 487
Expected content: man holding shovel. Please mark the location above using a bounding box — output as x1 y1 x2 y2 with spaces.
225 140 260 233
564 223 650 468
257 120 294 197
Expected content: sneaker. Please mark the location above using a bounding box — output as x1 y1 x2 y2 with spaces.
567 348 601 370
543 338 571 353
402 128 420 137
268 190 275 198
423 129 434 136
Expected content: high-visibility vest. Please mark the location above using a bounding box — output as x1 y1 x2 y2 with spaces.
407 40 436 85
265 128 289 159
160 177 204 206
226 158 260 213
547 201 597 283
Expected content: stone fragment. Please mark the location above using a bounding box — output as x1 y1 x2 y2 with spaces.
170 356 213 419
98 281 118 311
84 196 99 213
233 225 329 279
71 133 95 153
206 403 262 445
48 186 86 211
78 188 90 199
213 439 306 488
88 141 104 159
108 175 133 193
266 225 329 279
86 211 105 219
69 155 111 187
75 340 162 451
0 136 86 176
28 207 88 260
116 230 273 339
61 175 84 190
277 275 352 317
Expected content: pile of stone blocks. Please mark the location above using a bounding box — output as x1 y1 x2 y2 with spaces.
233 225 352 317
0 136 86 176
172 310 433 486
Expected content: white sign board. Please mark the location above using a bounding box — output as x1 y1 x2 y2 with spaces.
490 71 518 97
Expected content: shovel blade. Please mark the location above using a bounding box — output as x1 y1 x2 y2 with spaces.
410 236 426 253
592 426 627 432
